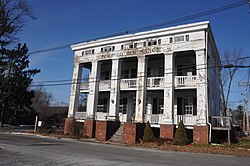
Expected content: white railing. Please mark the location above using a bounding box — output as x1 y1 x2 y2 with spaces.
119 113 127 123
80 82 89 91
174 115 197 125
120 78 137 89
95 112 108 121
99 80 111 90
144 114 163 124
147 77 164 88
175 76 197 87
211 116 231 129
75 112 87 120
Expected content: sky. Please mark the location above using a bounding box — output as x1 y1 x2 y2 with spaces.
19 0 250 107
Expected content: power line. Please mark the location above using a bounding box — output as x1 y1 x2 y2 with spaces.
28 0 248 55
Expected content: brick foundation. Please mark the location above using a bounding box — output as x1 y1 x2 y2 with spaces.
83 119 96 138
160 124 176 141
64 118 76 135
95 121 120 141
193 125 209 144
123 123 145 144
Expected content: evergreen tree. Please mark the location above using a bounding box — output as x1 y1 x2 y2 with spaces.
0 0 37 126
173 121 189 145
0 43 40 125
142 121 155 143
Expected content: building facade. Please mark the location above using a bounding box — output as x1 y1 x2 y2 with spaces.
64 21 221 144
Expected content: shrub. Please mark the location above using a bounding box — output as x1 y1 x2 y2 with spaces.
173 121 189 145
143 121 156 143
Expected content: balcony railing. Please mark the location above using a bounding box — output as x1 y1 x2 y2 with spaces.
144 114 163 124
147 77 164 88
80 82 89 91
95 112 108 121
174 115 197 125
119 113 127 123
120 78 137 89
99 80 111 90
75 112 87 120
175 76 197 87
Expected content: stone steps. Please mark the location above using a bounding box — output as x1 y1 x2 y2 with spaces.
109 124 124 143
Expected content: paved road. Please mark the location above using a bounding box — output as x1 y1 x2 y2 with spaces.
0 132 249 166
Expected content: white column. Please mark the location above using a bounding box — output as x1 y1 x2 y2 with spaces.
163 53 174 124
68 63 82 118
196 49 207 124
86 61 100 119
108 58 121 120
135 56 147 123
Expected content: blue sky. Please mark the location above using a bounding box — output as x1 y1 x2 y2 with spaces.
20 0 250 107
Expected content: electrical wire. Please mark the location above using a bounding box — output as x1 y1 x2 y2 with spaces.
28 0 248 55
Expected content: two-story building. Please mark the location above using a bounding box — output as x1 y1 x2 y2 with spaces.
64 21 221 144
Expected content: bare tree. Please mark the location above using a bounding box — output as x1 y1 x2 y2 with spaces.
220 49 244 116
30 85 52 122
0 0 35 45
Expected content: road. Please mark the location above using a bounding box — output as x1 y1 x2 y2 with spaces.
0 132 249 166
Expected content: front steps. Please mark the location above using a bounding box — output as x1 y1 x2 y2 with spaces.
109 124 124 143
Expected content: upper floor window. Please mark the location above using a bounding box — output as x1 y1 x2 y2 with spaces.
148 40 157 46
169 37 173 43
174 36 184 42
101 46 113 53
124 43 134 49
82 49 95 55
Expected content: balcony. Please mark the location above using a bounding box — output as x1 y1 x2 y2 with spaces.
144 114 163 124
174 115 197 125
95 112 108 121
120 78 137 90
174 76 197 88
75 112 87 121
99 80 111 91
80 82 89 92
147 77 164 89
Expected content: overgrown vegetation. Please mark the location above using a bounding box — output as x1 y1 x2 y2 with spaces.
142 121 156 143
173 121 189 145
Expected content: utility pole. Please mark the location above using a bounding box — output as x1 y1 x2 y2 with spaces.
239 80 250 136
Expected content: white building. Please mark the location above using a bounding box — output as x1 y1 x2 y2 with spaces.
65 21 221 144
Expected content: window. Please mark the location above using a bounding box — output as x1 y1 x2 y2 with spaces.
186 35 189 41
101 46 112 53
82 51 84 56
85 49 94 55
158 67 164 77
184 98 193 115
97 98 108 112
147 67 151 77
148 40 157 46
134 43 137 48
125 43 133 49
121 69 129 78
169 37 173 43
119 98 128 114
174 36 184 42
158 39 161 45
112 46 115 51
131 68 137 78
121 45 124 50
